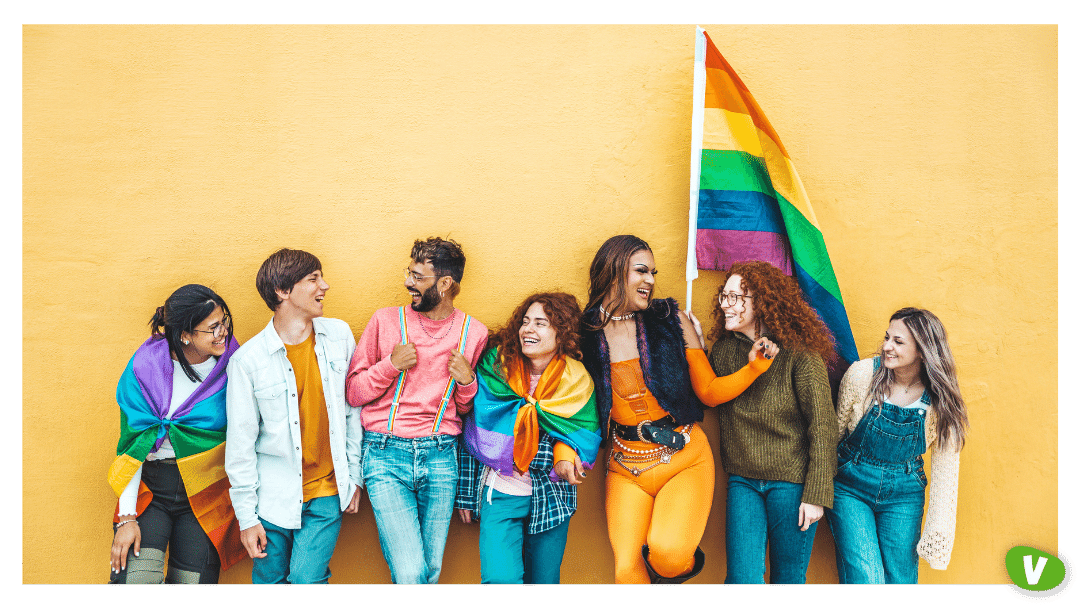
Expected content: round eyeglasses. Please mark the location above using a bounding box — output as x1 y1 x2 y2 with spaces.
404 268 437 283
192 315 232 338
719 292 753 306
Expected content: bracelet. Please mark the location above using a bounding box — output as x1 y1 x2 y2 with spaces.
115 519 138 530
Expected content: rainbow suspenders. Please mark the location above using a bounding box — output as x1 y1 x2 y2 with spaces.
387 306 473 434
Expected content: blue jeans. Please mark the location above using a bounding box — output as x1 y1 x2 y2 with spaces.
252 495 343 584
825 396 929 584
478 487 570 584
826 460 925 583
725 474 818 584
363 431 458 584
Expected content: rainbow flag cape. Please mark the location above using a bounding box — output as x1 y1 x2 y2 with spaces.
463 348 601 481
685 27 858 378
107 335 246 570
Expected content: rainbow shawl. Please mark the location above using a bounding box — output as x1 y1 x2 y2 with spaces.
107 335 245 570
463 347 601 481
686 27 858 385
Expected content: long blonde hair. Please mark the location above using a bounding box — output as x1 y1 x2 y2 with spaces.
867 307 969 449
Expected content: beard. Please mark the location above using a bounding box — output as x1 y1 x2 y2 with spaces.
409 282 442 313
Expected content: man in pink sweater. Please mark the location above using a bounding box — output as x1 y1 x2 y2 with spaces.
346 237 488 584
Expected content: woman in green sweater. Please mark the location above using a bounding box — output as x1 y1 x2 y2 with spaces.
706 260 838 583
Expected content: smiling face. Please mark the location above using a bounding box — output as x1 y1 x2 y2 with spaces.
181 305 230 363
720 274 757 339
405 261 443 313
279 270 329 320
621 249 657 312
882 318 922 374
519 302 559 371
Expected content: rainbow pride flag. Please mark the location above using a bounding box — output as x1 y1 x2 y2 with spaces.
463 348 600 480
107 336 246 570
685 27 858 376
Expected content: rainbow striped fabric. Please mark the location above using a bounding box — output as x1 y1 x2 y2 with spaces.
107 336 245 570
463 348 601 480
686 27 858 374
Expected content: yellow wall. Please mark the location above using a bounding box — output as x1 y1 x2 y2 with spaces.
23 25 1056 584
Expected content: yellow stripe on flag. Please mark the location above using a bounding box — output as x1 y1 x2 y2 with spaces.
107 453 144 497
703 108 762 157
176 442 228 496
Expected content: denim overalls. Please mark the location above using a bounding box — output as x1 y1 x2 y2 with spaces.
825 358 930 584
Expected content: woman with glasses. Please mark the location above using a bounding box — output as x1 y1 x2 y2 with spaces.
580 236 778 584
706 260 838 584
107 284 245 583
826 307 967 583
455 292 601 584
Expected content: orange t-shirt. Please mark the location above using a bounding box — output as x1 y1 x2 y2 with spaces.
285 332 338 502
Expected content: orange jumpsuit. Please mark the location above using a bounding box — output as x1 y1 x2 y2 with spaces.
605 349 771 583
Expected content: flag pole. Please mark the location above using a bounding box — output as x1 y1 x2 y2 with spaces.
686 26 708 314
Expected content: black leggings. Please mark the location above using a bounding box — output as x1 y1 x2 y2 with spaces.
109 459 221 584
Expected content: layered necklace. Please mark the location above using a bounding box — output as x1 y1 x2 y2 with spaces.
416 309 456 340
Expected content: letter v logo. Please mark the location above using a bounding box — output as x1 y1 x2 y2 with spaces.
1006 546 1066 593
1023 554 1047 585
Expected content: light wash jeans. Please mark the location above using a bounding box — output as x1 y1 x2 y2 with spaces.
252 495 343 584
363 431 458 584
725 474 818 584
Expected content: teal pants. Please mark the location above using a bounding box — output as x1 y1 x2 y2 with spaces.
478 487 570 584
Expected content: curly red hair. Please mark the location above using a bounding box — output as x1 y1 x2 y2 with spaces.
708 261 836 362
488 292 584 370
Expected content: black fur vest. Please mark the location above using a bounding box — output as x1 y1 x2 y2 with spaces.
580 297 704 437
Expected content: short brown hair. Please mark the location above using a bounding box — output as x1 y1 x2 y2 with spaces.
256 248 322 311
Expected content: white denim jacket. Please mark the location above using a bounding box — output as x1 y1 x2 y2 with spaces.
225 317 364 530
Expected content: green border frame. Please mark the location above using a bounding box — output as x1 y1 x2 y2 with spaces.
14 3 1071 608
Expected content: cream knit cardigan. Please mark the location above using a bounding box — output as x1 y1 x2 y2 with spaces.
835 358 960 570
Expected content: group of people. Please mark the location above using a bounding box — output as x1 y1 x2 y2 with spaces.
106 235 968 585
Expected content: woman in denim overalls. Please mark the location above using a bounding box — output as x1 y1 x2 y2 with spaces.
827 308 968 583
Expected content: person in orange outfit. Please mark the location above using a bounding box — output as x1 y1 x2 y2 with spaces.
579 235 778 584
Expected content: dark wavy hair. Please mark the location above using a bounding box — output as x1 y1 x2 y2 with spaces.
149 284 232 382
584 235 652 331
411 237 466 299
869 307 969 449
488 292 584 373
708 260 835 362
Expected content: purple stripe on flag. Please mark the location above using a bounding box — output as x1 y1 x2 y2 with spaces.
463 420 516 476
696 228 793 274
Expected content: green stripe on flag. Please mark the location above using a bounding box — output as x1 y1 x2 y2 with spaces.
699 149 772 195
168 424 227 460
774 194 844 303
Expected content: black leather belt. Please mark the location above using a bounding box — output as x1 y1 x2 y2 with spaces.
610 416 688 450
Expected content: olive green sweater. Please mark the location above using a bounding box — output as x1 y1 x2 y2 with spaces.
708 333 838 507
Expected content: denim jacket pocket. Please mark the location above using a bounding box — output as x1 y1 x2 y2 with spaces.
254 381 289 423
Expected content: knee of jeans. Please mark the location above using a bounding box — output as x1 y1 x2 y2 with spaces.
119 548 166 584
390 563 428 584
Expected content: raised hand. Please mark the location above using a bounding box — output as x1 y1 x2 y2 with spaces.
448 350 475 385
391 342 418 371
